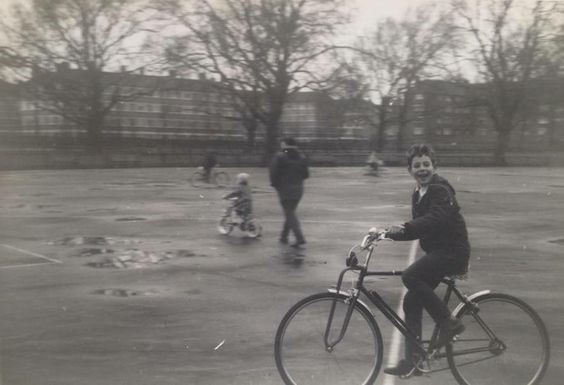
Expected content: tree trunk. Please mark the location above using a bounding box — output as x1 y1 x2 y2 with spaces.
494 129 511 166
262 121 280 166
86 113 104 153
245 119 257 148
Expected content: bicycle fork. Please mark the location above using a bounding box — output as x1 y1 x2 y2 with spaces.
324 268 360 352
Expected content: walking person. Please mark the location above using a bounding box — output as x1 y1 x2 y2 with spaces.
270 137 309 248
383 143 471 377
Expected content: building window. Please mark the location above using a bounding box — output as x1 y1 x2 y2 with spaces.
413 126 424 135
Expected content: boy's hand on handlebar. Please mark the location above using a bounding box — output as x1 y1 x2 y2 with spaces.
387 225 405 236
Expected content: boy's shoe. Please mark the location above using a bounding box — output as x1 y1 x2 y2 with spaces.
434 318 465 348
291 240 306 248
383 359 422 377
279 238 288 244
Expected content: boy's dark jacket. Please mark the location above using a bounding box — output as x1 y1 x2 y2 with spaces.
391 174 470 261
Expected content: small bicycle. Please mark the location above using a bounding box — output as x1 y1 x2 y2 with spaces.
274 229 550 385
217 198 262 238
190 167 230 188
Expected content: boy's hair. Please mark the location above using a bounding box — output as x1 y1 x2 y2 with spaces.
236 172 250 184
406 144 437 169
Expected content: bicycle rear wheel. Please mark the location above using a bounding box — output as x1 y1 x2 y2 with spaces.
213 171 229 187
274 292 383 385
244 221 262 238
447 293 550 385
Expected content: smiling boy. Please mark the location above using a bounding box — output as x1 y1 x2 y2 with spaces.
384 144 471 377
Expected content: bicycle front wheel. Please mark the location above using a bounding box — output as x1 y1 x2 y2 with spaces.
275 292 383 385
447 293 550 385
213 171 229 187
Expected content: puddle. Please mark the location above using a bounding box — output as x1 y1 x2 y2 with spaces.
174 249 198 258
74 248 114 257
548 238 564 245
115 217 147 222
86 249 175 269
86 208 118 212
51 236 114 246
92 288 159 297
273 251 328 267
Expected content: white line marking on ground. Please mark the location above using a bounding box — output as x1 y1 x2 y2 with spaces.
0 244 62 264
1 262 58 269
383 240 418 385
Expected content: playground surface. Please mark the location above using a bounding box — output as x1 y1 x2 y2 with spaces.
1 166 563 385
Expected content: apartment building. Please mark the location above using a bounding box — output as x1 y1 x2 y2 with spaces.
396 79 564 153
9 66 373 146
3 67 563 163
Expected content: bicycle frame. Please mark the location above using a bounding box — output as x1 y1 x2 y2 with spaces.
324 245 479 361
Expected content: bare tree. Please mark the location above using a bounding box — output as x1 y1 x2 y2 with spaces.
0 0 160 150
349 2 460 152
158 0 349 163
452 0 560 165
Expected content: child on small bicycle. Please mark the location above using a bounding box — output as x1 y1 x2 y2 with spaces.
223 172 253 223
383 143 471 377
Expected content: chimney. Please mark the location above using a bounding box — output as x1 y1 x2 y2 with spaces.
139 68 144 75
120 65 127 72
169 70 177 77
198 73 206 80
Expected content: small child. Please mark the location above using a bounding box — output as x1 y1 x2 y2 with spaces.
223 173 253 221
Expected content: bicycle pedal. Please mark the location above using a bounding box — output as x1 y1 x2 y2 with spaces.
399 367 422 379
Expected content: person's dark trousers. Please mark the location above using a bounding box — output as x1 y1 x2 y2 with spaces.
401 253 465 360
279 198 305 243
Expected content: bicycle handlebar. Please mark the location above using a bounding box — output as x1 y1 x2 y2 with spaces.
360 227 390 248
346 228 391 267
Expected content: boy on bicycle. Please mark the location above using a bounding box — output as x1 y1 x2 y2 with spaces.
384 144 470 377
223 172 253 223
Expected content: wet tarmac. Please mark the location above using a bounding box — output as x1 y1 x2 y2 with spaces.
1 166 563 385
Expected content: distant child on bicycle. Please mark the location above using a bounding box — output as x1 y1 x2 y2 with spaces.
366 151 383 174
383 143 471 377
223 172 253 222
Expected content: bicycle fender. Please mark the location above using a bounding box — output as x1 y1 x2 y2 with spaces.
327 288 374 315
452 289 491 317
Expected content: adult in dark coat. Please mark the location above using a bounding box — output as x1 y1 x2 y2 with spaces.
269 137 309 247
384 144 471 377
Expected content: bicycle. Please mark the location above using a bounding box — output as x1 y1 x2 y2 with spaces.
190 167 230 188
274 229 550 385
218 198 262 238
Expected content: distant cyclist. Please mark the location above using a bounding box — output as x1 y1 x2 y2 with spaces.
366 151 384 175
202 152 217 182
